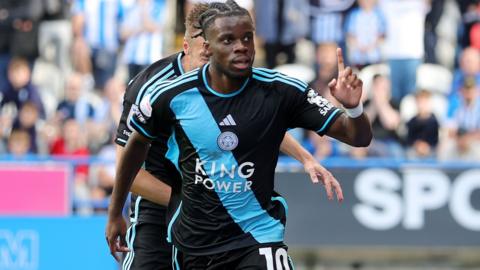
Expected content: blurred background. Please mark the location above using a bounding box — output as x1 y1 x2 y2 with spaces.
0 0 479 269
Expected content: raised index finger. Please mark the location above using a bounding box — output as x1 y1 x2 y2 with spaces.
336 47 345 72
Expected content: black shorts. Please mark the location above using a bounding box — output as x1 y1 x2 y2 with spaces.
122 222 172 270
178 243 294 270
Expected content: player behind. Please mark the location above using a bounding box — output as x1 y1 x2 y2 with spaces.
108 2 342 270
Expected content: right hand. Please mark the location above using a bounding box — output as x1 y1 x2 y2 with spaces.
328 48 363 109
105 214 130 261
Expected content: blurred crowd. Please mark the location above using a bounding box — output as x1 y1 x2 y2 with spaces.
1 0 480 211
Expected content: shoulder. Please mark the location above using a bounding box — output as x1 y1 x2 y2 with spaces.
125 53 182 103
146 67 201 104
251 67 308 93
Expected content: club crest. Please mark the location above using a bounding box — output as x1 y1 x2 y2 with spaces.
217 131 239 151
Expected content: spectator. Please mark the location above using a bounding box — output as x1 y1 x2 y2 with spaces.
7 129 32 157
379 0 429 105
0 57 45 118
12 101 42 154
50 119 92 213
447 47 480 117
345 0 386 69
359 74 404 158
121 0 168 80
90 77 124 150
309 0 355 46
254 0 309 68
424 0 445 63
450 47 480 96
442 76 480 160
71 0 128 90
55 73 95 124
406 89 440 159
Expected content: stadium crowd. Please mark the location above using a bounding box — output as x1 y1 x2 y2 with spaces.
1 0 480 212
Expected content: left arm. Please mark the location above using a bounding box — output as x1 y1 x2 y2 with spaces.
280 132 343 202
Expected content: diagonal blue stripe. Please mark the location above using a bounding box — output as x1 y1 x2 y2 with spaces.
166 130 180 173
169 88 284 243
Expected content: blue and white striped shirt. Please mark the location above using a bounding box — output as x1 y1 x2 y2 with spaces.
121 0 167 65
72 0 128 52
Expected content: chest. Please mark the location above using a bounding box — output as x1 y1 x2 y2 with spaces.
169 88 285 156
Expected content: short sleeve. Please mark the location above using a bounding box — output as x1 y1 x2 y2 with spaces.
130 89 171 139
115 92 134 146
287 87 343 136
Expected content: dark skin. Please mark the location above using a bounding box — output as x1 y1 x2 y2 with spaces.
203 15 372 146
106 14 371 259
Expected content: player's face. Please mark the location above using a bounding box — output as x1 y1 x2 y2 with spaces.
205 15 255 78
185 29 210 69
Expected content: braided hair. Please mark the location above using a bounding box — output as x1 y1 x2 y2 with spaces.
197 0 252 39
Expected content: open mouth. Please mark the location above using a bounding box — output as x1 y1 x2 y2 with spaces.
232 58 251 70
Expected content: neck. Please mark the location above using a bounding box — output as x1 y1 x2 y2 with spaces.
207 63 246 94
180 54 191 73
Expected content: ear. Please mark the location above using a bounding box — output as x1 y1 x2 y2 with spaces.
203 40 213 57
183 37 189 55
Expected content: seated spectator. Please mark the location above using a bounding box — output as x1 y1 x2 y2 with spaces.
450 47 480 96
90 77 124 151
7 129 31 157
50 119 91 213
353 74 404 158
55 73 95 124
345 0 386 69
441 76 480 160
11 101 42 154
0 57 45 118
405 90 439 159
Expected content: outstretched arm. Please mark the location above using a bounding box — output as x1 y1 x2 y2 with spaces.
280 133 343 202
326 48 373 147
115 145 171 206
106 131 151 261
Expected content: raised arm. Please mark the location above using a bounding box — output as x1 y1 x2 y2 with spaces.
280 132 343 202
325 48 372 147
106 131 151 261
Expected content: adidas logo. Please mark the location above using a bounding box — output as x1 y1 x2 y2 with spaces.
219 114 236 126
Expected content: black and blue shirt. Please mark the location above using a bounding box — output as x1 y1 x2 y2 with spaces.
132 63 342 254
115 52 185 225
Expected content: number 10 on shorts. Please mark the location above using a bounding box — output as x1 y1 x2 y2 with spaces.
259 247 291 270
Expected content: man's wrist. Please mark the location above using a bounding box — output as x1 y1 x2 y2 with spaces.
343 102 364 118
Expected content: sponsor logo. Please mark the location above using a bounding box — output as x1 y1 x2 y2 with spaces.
132 104 147 124
354 168 480 231
219 114 237 126
307 88 334 116
194 158 254 192
139 95 152 118
217 131 239 151
0 230 39 270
